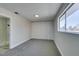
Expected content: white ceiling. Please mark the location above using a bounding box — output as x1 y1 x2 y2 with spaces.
0 3 61 21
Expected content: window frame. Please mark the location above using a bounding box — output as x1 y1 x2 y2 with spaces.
57 3 79 34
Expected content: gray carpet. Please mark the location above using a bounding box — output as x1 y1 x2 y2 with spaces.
0 39 61 56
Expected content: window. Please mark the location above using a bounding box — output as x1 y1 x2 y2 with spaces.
59 14 65 31
58 3 79 34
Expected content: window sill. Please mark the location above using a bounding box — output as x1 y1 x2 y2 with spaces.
58 30 79 35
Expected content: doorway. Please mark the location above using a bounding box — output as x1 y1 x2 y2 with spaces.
0 16 10 52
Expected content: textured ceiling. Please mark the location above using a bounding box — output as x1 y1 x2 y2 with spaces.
0 3 61 21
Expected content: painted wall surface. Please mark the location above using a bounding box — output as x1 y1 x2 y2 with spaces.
31 21 54 40
54 4 79 56
0 7 32 49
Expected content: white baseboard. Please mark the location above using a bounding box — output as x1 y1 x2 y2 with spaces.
54 40 63 56
31 38 54 40
10 39 30 49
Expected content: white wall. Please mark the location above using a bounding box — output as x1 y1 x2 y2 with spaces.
31 21 54 40
0 7 32 49
54 4 79 56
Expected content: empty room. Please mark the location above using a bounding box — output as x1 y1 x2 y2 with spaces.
0 3 79 56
